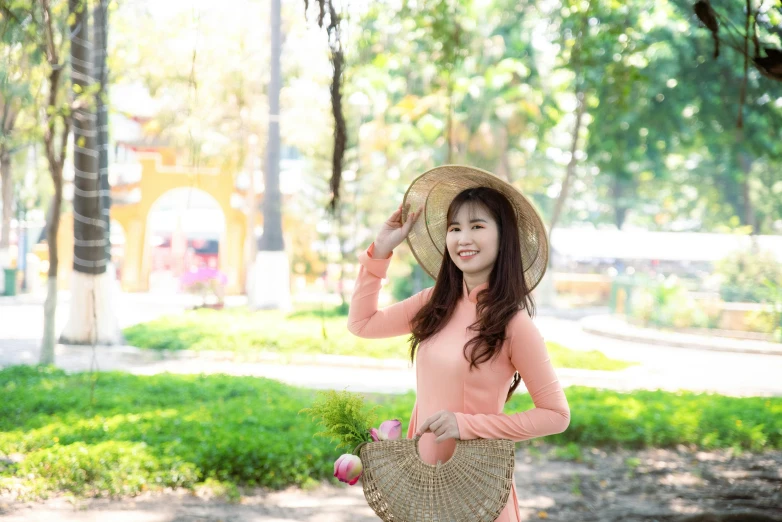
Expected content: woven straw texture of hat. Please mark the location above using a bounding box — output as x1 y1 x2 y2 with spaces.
402 165 549 292
359 436 515 522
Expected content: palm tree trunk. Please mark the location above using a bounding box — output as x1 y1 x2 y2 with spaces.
69 0 103 276
95 0 111 262
60 0 119 345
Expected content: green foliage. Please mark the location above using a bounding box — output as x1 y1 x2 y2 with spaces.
0 366 338 499
299 390 380 453
624 456 641 470
285 303 349 320
621 248 782 340
715 248 782 304
1 367 781 501
630 276 712 330
198 477 242 503
122 306 409 358
348 0 782 234
389 261 432 302
368 387 782 452
12 440 198 499
546 342 635 371
549 442 583 462
514 387 782 452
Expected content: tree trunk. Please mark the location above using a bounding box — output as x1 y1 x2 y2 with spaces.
613 175 634 230
494 125 511 182
60 0 119 345
1 91 19 258
41 183 63 365
537 88 586 309
446 75 455 164
258 0 283 253
328 10 346 213
549 90 586 247
94 0 111 262
40 0 70 365
336 203 348 307
0 146 11 252
734 1 756 234
738 151 756 233
250 0 291 311
69 0 103 276
302 0 346 212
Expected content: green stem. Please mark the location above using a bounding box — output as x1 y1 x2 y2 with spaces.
353 440 369 456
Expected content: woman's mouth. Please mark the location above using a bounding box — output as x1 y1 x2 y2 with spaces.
458 250 478 259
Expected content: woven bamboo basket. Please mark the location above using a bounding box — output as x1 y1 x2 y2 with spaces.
357 435 515 522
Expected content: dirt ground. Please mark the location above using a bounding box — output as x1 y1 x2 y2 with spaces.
2 444 780 522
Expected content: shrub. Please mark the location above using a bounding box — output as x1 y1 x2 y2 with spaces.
630 277 717 331
180 267 227 307
1 366 780 501
715 248 782 304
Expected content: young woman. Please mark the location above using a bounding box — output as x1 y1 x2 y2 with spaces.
347 165 570 522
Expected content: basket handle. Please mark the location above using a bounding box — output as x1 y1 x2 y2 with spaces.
412 434 422 458
354 435 425 459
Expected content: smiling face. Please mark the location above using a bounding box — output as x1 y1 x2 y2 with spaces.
445 202 500 283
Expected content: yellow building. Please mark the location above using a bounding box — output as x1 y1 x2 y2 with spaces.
55 147 251 295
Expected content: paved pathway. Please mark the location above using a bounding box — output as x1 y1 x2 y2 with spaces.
2 292 781 397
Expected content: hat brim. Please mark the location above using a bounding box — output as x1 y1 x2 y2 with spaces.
401 165 549 292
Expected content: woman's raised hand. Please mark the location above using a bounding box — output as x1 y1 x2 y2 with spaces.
373 201 423 258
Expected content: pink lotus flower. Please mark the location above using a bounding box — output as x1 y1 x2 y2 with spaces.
370 419 402 441
333 454 363 485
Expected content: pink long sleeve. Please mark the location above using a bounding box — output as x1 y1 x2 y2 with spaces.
347 241 433 339
453 311 570 441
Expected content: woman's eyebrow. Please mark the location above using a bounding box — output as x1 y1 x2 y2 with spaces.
448 218 488 226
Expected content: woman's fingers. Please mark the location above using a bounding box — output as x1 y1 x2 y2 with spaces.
403 211 415 230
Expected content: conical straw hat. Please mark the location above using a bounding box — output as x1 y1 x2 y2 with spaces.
401 164 549 291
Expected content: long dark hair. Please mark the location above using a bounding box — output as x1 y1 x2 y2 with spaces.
408 186 536 403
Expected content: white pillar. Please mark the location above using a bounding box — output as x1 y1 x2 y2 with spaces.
250 250 292 311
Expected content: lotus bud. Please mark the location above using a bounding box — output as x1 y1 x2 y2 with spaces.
333 454 363 485
375 419 402 441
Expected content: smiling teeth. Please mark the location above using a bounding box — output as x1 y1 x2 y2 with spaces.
459 251 478 257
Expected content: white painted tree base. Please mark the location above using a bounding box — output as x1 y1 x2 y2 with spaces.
249 250 292 311
0 247 8 294
40 277 58 365
59 264 121 345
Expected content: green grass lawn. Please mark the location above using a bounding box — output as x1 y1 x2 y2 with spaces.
1 365 780 500
122 306 634 371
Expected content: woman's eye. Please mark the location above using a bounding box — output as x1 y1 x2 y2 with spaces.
449 226 482 232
